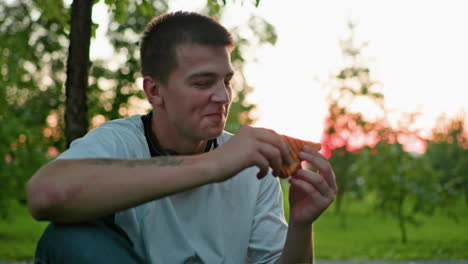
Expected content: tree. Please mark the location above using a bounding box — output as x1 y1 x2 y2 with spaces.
354 141 442 243
65 0 93 147
0 0 69 217
322 21 384 214
0 0 275 216
426 113 468 207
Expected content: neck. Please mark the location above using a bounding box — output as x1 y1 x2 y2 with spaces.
151 111 207 155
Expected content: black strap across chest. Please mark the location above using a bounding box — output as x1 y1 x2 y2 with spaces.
102 112 218 235
141 111 218 157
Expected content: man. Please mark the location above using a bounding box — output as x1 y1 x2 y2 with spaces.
27 11 337 263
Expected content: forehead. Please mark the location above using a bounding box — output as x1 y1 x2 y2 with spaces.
174 44 233 77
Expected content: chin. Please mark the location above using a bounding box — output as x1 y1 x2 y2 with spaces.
205 129 224 139
202 125 225 139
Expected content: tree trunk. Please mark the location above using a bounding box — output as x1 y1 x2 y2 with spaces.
334 187 343 214
65 0 93 147
398 208 407 243
334 168 346 214
465 178 468 206
398 184 407 243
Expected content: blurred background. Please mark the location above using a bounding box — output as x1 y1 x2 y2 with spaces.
0 0 467 261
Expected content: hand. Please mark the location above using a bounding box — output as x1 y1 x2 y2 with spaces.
209 126 293 182
288 145 337 226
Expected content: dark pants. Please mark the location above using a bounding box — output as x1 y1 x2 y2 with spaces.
34 220 144 264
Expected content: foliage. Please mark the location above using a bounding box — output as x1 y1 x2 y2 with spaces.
320 21 466 243
328 149 362 217
0 1 69 217
321 21 385 215
0 0 274 216
426 114 468 206
353 141 443 243
88 0 168 123
320 23 464 240
322 21 385 153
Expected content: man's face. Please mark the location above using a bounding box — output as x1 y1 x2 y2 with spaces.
160 44 233 141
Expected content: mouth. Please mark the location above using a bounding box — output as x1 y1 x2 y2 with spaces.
206 112 223 116
205 112 225 122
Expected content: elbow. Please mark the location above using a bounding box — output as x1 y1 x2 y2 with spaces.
26 168 64 221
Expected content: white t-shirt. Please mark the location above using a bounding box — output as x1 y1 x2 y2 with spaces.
57 114 288 264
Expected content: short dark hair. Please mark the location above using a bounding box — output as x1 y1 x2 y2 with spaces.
140 11 234 84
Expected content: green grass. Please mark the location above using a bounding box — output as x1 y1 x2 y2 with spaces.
313 201 468 260
1 187 467 261
0 202 48 261
281 180 468 260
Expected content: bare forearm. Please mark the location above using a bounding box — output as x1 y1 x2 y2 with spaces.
276 223 314 264
27 154 216 222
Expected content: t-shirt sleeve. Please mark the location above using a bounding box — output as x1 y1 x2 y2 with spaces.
54 118 149 260
56 122 144 160
247 175 288 264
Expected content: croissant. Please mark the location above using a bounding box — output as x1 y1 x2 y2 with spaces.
278 135 321 178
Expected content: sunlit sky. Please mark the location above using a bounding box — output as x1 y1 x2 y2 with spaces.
91 0 468 143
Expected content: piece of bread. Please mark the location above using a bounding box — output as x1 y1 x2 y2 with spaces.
278 135 321 178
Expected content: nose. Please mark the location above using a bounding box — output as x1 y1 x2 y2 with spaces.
211 81 231 104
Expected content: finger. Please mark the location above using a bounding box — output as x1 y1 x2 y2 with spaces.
303 145 329 162
278 134 294 166
294 169 334 198
289 177 330 206
254 152 270 179
299 150 337 193
299 150 331 174
258 142 282 177
254 128 294 166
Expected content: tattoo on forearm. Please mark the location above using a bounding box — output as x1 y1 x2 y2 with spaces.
89 156 183 168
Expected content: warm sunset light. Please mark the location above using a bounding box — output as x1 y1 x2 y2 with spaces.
90 0 468 153
240 1 468 148
2 1 467 261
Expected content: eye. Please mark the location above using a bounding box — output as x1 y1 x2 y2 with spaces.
224 75 233 88
193 81 214 88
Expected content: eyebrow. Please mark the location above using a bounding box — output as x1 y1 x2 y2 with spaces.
188 71 234 79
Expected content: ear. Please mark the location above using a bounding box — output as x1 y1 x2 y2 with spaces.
143 76 164 106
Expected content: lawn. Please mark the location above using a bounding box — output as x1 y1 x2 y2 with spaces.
0 202 48 261
313 200 468 260
281 180 468 260
1 187 467 261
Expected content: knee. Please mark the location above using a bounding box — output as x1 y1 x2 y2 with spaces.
35 222 142 264
35 222 110 262
38 222 99 248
